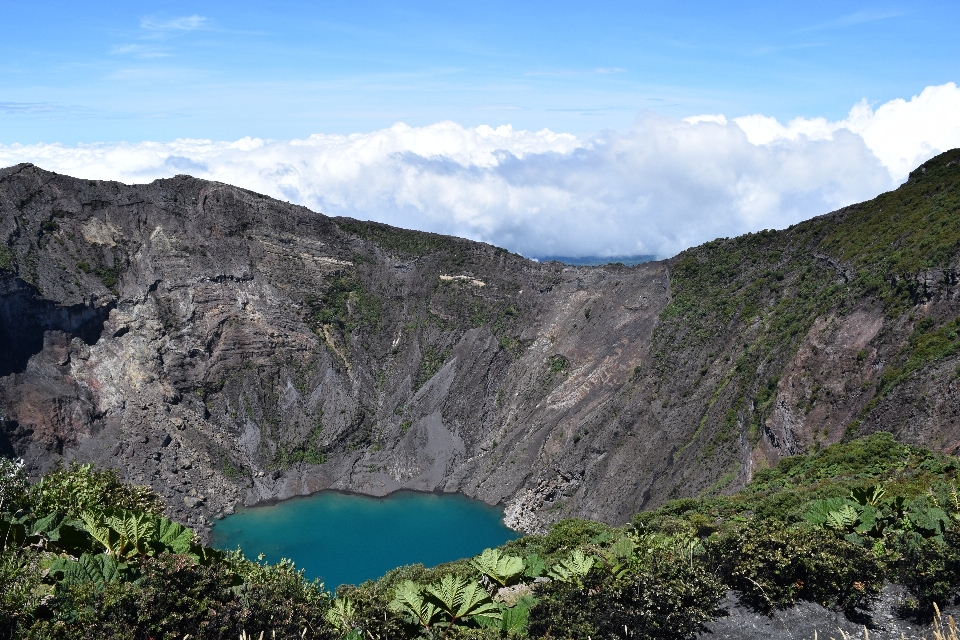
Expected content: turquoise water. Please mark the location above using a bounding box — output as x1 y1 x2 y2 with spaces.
210 490 519 588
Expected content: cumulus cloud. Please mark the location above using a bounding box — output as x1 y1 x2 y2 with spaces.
731 83 960 180
2 84 959 259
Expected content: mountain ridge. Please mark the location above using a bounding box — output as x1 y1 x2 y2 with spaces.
0 151 958 535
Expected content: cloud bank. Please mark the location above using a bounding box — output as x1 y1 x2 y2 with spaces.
3 83 959 259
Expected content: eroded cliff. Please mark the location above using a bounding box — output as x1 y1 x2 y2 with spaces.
1 151 958 535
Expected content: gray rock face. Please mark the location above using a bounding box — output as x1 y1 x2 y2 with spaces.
699 585 960 640
1 162 958 537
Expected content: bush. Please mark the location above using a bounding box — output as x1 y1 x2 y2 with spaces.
28 462 164 518
710 519 885 612
891 524 960 615
0 457 28 513
228 552 332 637
597 562 724 640
527 574 599 640
333 581 411 640
0 548 50 635
540 519 613 555
529 561 723 640
39 553 243 639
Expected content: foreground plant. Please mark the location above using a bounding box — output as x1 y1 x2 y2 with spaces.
470 548 524 588
390 574 502 636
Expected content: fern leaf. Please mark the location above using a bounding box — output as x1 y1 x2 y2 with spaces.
49 553 123 589
156 517 194 554
389 580 439 628
471 548 524 586
425 575 501 624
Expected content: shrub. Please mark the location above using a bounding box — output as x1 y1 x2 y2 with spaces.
228 552 332 638
529 561 723 640
28 462 164 518
527 574 599 640
539 519 612 555
709 519 885 612
0 548 50 635
44 553 243 639
0 457 28 513
891 524 960 616
333 582 409 640
597 562 724 640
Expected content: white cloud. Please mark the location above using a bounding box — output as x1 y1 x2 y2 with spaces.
844 83 960 179
682 114 728 126
140 15 207 31
2 84 959 259
110 44 172 59
729 82 960 180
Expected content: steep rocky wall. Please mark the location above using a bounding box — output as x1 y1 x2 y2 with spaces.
1 154 958 535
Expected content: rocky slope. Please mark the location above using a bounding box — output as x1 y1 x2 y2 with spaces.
1 151 958 535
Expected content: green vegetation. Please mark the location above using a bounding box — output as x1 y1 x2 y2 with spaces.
868 316 960 411
222 457 243 479
77 260 122 292
417 346 450 389
541 355 570 388
3 434 958 638
337 219 462 258
653 150 960 452
271 425 328 469
306 276 383 333
548 355 568 375
635 433 960 616
0 244 12 271
820 150 960 296
0 461 328 638
28 463 165 518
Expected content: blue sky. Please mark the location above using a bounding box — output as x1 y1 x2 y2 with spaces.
3 1 959 144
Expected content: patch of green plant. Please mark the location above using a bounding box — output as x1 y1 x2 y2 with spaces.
416 345 449 389
548 355 568 375
630 435 960 615
223 457 243 479
0 457 28 513
709 518 885 612
891 526 960 614
636 434 958 530
651 150 960 454
470 548 524 587
821 150 960 298
271 425 328 468
306 275 383 333
274 445 327 468
76 259 122 291
0 244 14 271
0 460 332 639
337 219 462 258
27 462 165 518
528 535 723 640
872 316 960 403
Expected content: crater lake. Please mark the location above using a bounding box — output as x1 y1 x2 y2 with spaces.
210 490 520 588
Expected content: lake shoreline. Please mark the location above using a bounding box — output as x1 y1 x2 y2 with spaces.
222 485 523 533
210 489 521 587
